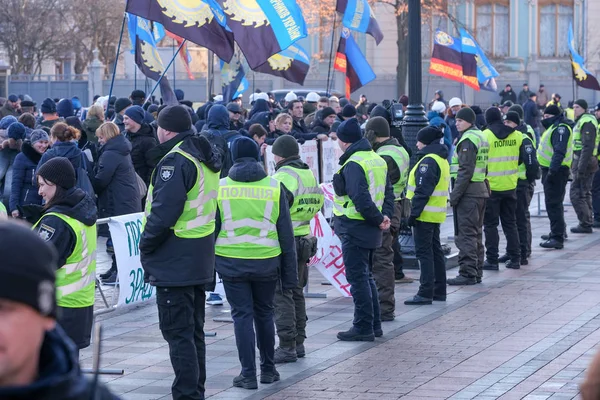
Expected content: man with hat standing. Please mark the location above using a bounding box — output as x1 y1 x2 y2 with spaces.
569 99 598 233
140 105 222 400
0 94 20 118
538 105 573 249
447 107 490 286
0 221 121 399
113 97 132 133
227 102 245 131
333 118 394 339
124 105 158 187
38 98 62 129
365 116 412 320
404 126 450 304
271 135 324 363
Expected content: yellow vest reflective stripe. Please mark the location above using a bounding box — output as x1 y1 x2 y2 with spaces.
573 114 599 155
518 133 536 180
406 154 449 223
0 202 6 218
144 142 219 239
34 213 96 308
273 166 324 237
484 129 523 191
376 144 410 200
538 124 573 168
526 125 537 148
450 129 489 182
333 151 388 220
215 176 282 259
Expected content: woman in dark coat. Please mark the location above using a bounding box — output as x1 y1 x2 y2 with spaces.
92 122 142 284
9 129 49 217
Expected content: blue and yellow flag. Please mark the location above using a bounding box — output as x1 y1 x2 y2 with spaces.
217 0 308 69
336 0 383 45
568 23 600 91
220 53 247 102
126 0 235 63
127 14 165 82
459 28 498 91
254 44 310 85
334 29 375 99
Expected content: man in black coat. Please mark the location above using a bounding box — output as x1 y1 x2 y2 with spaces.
124 106 158 187
499 84 517 104
140 105 222 400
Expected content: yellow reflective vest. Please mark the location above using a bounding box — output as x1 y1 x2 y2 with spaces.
484 129 522 191
406 154 450 223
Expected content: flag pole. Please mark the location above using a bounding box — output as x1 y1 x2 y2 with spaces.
173 38 176 90
106 9 128 118
143 39 187 106
326 13 338 96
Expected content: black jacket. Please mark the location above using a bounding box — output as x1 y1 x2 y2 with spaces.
125 123 158 186
541 114 573 173
516 123 540 183
140 131 221 287
215 158 298 289
333 138 395 249
291 116 309 136
92 134 141 219
310 111 332 134
10 141 43 212
372 138 402 187
370 105 412 157
499 89 517 104
410 143 449 219
523 99 539 129
487 121 538 184
0 326 120 400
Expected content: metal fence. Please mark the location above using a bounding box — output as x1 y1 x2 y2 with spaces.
8 75 89 104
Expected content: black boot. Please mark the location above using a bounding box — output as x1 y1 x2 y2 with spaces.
540 239 564 249
505 260 521 269
483 260 499 271
233 374 258 389
498 254 510 263
447 275 477 285
404 295 432 305
260 369 280 384
337 327 374 342
570 225 593 234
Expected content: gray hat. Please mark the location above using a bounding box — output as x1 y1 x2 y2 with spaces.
272 135 299 158
30 129 50 144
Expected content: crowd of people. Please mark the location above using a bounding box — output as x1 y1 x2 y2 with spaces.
1 85 600 400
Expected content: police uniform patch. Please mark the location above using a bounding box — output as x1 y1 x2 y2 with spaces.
419 164 429 174
525 145 533 153
160 165 175 181
37 280 55 316
38 224 55 241
558 127 566 134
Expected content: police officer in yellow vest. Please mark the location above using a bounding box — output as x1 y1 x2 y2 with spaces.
538 105 573 249
32 157 98 357
447 108 490 286
482 107 538 270
569 99 598 233
333 118 394 340
215 137 297 389
501 110 538 266
592 103 600 227
270 135 324 364
365 116 413 321
140 105 222 400
405 126 450 304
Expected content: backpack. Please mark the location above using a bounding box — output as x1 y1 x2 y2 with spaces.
76 153 95 199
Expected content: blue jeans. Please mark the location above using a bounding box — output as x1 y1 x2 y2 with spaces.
340 235 381 334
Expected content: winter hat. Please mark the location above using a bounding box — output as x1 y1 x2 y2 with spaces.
30 129 50 144
504 111 521 126
174 89 185 101
431 101 446 114
449 97 463 108
339 98 350 108
7 122 26 140
508 104 524 120
231 136 259 161
501 101 514 109
227 102 242 113
574 99 588 110
471 105 483 115
124 105 146 125
114 97 132 114
7 94 18 103
0 115 17 130
0 220 58 318
130 90 146 101
272 135 300 159
365 116 390 138
595 102 600 112
148 104 159 114
417 126 444 145
37 157 76 190
485 107 503 124
213 95 224 102
455 107 476 125
56 99 74 118
320 107 336 119
284 92 297 102
544 105 561 116
337 118 362 143
41 98 56 114
71 97 82 111
342 104 356 118
157 105 192 133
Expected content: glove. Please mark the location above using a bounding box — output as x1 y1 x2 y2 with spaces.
407 216 417 227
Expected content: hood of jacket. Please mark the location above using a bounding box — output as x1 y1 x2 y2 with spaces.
101 133 131 156
248 111 271 131
47 141 82 166
249 99 271 119
207 104 230 131
21 141 43 164
370 105 391 124
47 187 97 226
0 326 95 400
127 122 154 139
339 138 373 165
146 129 221 173
372 137 400 152
485 121 516 140
417 142 449 160
275 155 309 171
196 102 212 120
311 110 331 131
427 110 444 121
228 158 268 182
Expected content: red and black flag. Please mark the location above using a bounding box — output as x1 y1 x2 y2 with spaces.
429 30 464 85
334 28 376 99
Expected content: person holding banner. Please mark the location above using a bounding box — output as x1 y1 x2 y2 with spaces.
333 118 395 341
139 105 222 400
30 157 98 356
271 135 324 363
214 137 297 389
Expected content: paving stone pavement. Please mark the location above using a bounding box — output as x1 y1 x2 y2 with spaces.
83 188 599 399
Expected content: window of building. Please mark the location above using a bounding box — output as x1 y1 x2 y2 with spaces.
475 0 509 57
422 7 449 57
538 0 573 57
